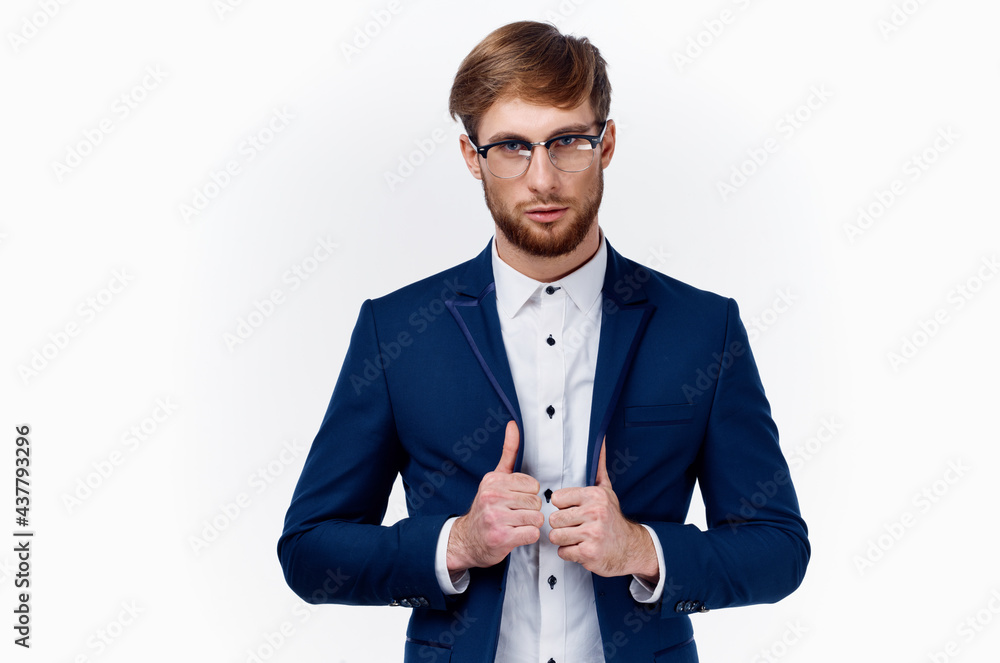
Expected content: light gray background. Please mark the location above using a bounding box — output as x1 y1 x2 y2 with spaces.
2 0 998 660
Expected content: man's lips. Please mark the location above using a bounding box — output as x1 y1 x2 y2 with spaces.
523 207 569 223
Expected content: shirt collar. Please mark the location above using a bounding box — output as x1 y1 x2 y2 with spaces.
492 228 607 319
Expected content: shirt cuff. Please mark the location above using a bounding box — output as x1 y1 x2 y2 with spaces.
629 524 666 604
435 517 470 595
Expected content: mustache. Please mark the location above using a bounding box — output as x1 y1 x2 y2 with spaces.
514 196 572 212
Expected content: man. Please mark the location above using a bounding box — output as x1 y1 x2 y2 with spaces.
278 21 808 662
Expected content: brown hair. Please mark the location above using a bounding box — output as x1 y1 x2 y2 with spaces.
449 21 611 143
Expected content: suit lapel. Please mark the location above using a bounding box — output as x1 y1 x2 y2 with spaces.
445 242 525 471
445 238 656 483
586 243 656 485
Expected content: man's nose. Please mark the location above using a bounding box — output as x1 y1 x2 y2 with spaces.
522 145 560 191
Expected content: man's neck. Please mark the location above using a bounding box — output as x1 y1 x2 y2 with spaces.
495 224 602 282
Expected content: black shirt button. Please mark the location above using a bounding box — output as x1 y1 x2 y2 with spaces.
544 488 552 502
545 286 556 295
548 575 557 589
546 334 556 346
546 405 555 418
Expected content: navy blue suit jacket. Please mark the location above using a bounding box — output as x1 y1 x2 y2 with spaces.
278 238 809 662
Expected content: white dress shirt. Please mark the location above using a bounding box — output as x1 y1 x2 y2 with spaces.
435 231 666 663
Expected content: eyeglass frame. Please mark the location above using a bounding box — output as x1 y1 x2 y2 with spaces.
468 119 610 178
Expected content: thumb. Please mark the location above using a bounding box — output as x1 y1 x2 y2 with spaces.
595 436 611 487
495 420 520 473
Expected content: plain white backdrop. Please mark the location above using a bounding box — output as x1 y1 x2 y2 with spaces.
2 0 999 660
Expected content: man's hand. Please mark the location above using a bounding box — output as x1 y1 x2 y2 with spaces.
548 438 659 583
447 421 543 576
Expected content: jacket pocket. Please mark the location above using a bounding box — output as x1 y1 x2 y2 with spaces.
625 404 694 427
404 637 452 663
653 636 698 662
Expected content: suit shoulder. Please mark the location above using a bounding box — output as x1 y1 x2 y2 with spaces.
632 264 742 344
622 256 732 312
367 252 481 317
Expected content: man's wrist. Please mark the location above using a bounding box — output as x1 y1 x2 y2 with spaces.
436 517 470 595
446 515 472 574
629 522 660 584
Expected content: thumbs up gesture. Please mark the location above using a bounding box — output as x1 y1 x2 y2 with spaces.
548 438 659 582
447 421 544 573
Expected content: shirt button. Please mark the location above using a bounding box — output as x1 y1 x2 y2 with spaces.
548 659 556 663
546 334 556 346
548 575 557 589
545 286 557 295
546 405 555 418
544 488 552 502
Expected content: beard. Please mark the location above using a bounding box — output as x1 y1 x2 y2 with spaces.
483 169 603 258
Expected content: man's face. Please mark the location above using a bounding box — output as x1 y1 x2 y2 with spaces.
460 97 615 258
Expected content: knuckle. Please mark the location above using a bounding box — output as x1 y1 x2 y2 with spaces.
483 509 501 528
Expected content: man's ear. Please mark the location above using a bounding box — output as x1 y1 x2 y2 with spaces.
599 119 616 169
459 135 483 180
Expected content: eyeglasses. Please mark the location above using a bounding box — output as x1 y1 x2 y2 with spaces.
469 120 609 179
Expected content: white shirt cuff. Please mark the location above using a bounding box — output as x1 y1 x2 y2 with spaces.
629 524 666 604
435 517 470 595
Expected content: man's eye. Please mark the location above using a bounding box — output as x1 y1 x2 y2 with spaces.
499 141 527 153
555 137 577 147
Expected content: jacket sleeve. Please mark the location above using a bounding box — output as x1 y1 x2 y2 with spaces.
276 299 452 610
644 298 810 616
